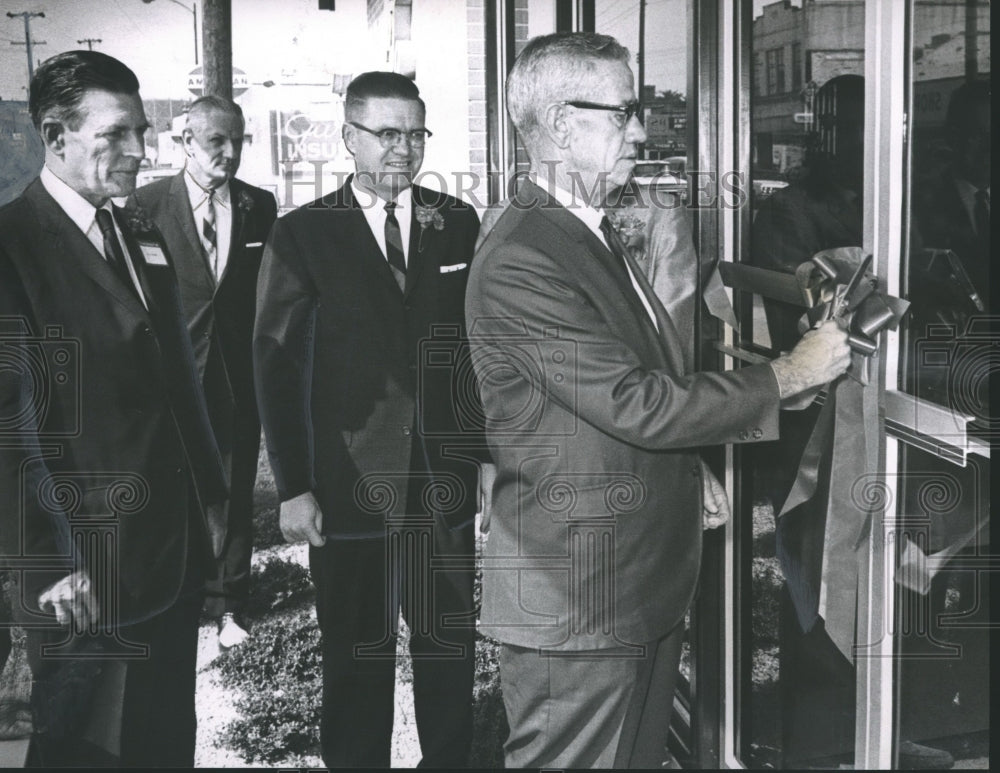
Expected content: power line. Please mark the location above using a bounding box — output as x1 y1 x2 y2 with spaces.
77 37 102 50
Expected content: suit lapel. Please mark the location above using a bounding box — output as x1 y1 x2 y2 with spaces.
220 180 248 290
168 172 216 287
403 187 432 300
522 182 685 373
25 180 149 319
345 179 405 297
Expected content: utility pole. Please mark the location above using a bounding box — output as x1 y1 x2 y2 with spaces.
7 11 46 82
202 0 232 99
77 38 102 51
637 0 645 102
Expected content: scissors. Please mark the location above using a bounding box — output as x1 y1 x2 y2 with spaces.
827 253 873 321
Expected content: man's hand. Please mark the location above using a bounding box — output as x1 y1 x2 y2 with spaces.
770 320 852 404
38 570 98 630
279 491 326 547
478 462 497 534
700 460 730 530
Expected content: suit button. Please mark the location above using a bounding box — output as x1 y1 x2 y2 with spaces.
402 425 411 436
752 428 763 439
691 464 700 477
738 430 749 441
175 467 184 475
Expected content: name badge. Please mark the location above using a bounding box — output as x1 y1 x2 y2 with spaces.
138 242 168 266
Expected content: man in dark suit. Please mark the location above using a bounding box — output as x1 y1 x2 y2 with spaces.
254 71 484 767
0 51 227 767
465 32 851 769
131 96 277 649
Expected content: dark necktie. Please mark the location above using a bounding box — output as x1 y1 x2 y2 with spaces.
202 190 218 276
95 208 139 299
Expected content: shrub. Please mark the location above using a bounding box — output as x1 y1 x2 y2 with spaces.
216 608 323 763
470 633 507 768
244 556 314 618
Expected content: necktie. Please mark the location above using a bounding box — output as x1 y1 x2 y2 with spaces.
202 190 218 277
94 208 139 299
384 201 407 292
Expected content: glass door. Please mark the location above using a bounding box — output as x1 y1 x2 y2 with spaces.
891 0 991 766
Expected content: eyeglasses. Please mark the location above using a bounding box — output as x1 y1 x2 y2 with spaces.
559 100 643 127
347 121 433 148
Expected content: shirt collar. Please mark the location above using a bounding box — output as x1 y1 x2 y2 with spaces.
184 169 231 209
546 179 606 240
350 177 413 212
40 165 111 236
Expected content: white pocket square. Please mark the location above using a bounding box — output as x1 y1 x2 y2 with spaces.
245 241 264 248
439 263 468 273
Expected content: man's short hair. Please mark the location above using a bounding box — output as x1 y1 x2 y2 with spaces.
185 95 245 131
506 32 630 144
344 71 424 120
29 50 140 130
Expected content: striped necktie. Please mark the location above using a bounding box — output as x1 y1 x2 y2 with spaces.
384 200 407 291
202 189 218 276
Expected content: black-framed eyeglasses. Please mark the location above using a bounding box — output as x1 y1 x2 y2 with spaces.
347 121 433 148
559 100 643 127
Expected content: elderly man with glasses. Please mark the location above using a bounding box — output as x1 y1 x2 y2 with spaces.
466 32 851 769
254 71 485 768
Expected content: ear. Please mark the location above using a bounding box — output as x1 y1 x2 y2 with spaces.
40 117 66 156
541 103 572 149
342 123 357 157
181 128 196 156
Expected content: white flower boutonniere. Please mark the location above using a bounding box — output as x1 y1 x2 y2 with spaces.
415 205 446 253
607 209 648 264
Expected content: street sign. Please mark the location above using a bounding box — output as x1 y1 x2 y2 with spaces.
187 66 249 97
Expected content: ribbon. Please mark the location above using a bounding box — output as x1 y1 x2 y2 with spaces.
778 247 910 660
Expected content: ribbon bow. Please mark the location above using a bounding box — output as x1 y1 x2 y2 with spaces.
793 246 910 385
778 246 910 661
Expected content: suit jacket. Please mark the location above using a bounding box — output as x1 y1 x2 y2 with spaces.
0 179 227 626
465 181 781 650
254 179 483 536
131 173 277 514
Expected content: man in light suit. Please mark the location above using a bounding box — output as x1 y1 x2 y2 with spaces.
131 96 277 649
465 32 852 769
0 51 227 767
254 71 484 767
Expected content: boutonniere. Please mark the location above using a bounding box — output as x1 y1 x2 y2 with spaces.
237 189 254 214
607 209 648 263
415 205 445 252
121 205 159 242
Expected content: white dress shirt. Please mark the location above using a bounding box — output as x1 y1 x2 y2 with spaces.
184 172 233 280
547 180 659 330
351 179 413 267
40 165 148 308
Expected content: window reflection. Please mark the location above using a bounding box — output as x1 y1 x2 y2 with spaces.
897 0 991 765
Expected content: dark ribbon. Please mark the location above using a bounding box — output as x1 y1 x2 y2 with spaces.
778 246 910 660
